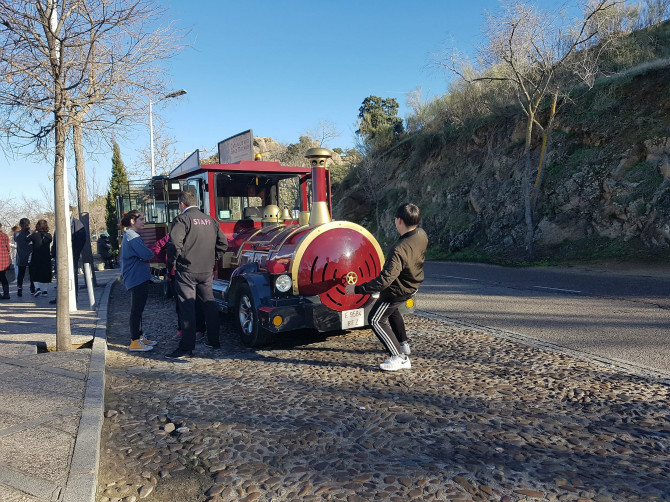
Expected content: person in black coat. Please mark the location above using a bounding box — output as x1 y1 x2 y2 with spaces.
50 208 87 302
27 219 53 297
14 218 35 296
97 233 114 269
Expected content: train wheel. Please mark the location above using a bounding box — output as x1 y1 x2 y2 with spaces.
236 284 270 347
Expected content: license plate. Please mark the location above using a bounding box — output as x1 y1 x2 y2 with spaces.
342 308 364 329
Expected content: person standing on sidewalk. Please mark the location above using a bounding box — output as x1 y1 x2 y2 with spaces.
120 210 158 352
26 219 53 297
14 218 35 297
165 190 227 359
0 223 11 299
345 203 428 372
97 233 114 269
50 208 86 303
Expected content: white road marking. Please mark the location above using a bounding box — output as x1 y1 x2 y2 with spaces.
533 286 581 294
443 275 481 282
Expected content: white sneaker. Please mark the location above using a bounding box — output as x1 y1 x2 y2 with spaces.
400 342 411 355
380 355 411 371
33 289 42 297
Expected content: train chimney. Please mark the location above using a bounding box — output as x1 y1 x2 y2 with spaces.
304 147 332 225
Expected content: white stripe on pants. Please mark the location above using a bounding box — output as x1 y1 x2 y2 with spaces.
369 300 402 356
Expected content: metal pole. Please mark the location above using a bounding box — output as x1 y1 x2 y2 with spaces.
83 262 95 309
149 100 155 178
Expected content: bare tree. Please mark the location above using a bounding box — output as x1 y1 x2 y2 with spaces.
132 116 181 177
637 0 670 26
0 0 184 349
306 120 341 149
355 155 387 237
440 0 621 260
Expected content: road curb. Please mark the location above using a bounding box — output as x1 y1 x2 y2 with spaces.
62 279 114 502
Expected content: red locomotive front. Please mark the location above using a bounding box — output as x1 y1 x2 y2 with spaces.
226 218 386 346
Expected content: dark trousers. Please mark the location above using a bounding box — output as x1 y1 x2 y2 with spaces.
171 277 205 332
129 281 149 340
175 271 220 351
17 265 34 291
73 257 80 298
368 299 408 356
0 270 7 296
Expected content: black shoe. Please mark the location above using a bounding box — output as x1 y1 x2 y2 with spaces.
204 342 221 349
49 299 57 305
17 288 22 297
0 294 9 300
165 349 193 360
30 286 35 294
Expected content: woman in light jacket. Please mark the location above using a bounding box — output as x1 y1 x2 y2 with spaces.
120 210 158 352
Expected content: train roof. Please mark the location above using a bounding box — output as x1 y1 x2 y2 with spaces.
169 149 311 179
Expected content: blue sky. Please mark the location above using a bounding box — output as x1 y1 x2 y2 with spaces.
1 0 570 203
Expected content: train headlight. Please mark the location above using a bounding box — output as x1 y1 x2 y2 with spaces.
275 274 292 293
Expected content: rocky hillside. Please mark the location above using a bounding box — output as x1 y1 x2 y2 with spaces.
334 61 670 264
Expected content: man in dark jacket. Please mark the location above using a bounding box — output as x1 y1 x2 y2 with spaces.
165 190 227 359
345 203 428 372
97 233 114 269
49 209 87 303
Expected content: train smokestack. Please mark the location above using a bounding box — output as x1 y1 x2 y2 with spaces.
304 148 332 225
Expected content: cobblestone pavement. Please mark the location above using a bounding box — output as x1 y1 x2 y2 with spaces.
97 283 670 502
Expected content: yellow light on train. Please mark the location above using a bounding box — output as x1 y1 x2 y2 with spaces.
272 315 283 327
406 298 414 308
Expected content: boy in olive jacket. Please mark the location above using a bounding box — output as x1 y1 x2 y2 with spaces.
345 203 428 371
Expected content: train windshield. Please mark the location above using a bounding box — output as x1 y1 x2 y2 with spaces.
214 173 305 222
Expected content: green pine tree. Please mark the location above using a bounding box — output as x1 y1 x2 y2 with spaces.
356 95 404 143
105 141 128 250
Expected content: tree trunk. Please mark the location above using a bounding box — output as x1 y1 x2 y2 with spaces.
532 92 558 211
523 114 535 262
73 121 98 286
54 117 72 351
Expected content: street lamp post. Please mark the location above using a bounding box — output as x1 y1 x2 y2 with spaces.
150 89 187 177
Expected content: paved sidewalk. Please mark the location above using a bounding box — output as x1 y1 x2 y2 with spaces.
0 269 116 502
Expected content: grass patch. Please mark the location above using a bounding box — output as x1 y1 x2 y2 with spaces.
427 246 552 267
540 236 631 263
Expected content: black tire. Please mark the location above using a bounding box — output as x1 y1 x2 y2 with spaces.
236 284 271 347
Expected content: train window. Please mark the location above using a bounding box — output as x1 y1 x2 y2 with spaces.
215 172 303 222
182 179 202 208
215 196 243 221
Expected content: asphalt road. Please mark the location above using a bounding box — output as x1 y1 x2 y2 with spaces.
418 261 670 376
